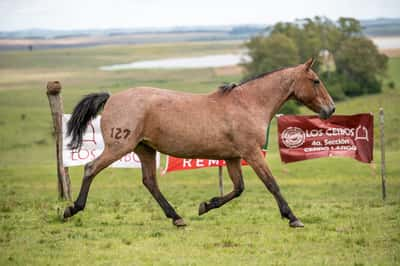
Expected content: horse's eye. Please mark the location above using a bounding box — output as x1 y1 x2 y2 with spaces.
313 79 320 85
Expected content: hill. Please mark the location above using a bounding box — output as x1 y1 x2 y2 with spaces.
0 18 399 50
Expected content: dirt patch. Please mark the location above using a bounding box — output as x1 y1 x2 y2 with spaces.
380 48 400 58
0 70 77 91
0 69 75 83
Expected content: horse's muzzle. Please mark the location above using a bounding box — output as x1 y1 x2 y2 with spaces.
319 105 336 120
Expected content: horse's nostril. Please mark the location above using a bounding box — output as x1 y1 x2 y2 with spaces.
331 107 336 114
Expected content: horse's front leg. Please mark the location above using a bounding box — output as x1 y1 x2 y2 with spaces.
198 158 244 215
244 149 304 228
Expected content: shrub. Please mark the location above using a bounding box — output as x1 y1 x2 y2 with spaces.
278 101 300 114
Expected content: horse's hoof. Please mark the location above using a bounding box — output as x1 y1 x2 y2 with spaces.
173 218 187 227
289 219 304 228
63 206 73 220
198 202 208 216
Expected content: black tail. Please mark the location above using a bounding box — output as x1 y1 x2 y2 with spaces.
67 92 110 149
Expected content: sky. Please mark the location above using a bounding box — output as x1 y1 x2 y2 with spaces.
0 0 399 31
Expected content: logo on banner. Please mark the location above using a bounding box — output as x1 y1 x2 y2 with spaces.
355 125 369 141
281 127 305 148
277 114 373 164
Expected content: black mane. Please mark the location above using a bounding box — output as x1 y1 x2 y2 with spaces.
218 83 238 93
218 67 288 93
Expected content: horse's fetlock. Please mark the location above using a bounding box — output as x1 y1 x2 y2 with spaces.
210 197 219 204
280 205 296 221
208 197 220 208
74 202 85 212
235 185 244 197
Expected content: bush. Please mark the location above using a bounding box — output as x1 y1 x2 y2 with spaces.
335 37 387 96
363 78 382 94
342 78 364 97
320 72 346 101
278 101 300 114
326 83 347 101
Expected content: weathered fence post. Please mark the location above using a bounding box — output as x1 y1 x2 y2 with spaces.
218 166 224 196
379 107 386 201
46 81 71 200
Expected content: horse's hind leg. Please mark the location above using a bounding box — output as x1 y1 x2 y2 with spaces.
63 147 124 219
135 144 186 227
198 158 244 215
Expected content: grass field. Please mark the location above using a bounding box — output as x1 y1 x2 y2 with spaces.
0 42 399 265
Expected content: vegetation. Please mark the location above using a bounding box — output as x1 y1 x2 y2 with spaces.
244 17 389 114
0 42 399 265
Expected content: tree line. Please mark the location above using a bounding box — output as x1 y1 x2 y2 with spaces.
243 17 389 113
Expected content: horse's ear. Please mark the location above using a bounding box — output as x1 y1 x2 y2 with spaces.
304 58 315 71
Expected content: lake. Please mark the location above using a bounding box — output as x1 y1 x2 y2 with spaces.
100 37 400 71
100 53 249 71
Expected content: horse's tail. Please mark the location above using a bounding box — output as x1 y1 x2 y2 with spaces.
67 92 110 149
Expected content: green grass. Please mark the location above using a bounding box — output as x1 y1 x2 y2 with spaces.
0 43 399 265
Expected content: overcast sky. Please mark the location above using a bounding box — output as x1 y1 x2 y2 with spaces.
0 0 399 31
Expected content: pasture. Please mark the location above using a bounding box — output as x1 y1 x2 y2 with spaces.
0 42 399 265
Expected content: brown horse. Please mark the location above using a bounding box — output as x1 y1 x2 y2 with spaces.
63 58 335 228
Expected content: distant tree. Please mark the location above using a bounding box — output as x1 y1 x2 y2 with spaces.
244 33 299 76
270 17 341 63
335 37 388 95
337 17 362 37
243 16 388 113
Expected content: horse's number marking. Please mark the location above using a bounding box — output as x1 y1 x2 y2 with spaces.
110 128 131 139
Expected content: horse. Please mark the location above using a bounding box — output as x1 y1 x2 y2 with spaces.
63 58 335 228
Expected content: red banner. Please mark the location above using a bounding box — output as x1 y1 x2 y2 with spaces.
277 114 373 163
162 151 267 174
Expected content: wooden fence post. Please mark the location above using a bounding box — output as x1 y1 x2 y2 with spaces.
46 81 71 200
218 166 224 196
379 107 386 201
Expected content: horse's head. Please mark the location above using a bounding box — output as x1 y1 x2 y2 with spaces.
291 58 336 119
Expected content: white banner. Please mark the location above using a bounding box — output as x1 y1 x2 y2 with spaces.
62 114 159 168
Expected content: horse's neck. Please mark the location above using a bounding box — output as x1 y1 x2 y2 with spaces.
237 69 294 122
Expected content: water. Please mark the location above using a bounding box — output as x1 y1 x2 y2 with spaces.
99 37 400 71
371 36 400 49
100 53 249 71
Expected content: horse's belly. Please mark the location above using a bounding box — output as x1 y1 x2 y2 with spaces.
143 119 239 159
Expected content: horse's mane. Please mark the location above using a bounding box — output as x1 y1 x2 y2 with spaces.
218 67 288 93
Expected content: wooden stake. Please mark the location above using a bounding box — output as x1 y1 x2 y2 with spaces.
379 108 386 201
218 166 224 196
46 81 71 200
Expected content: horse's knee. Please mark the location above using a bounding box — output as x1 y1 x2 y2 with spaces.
265 178 280 194
84 161 95 177
142 176 156 191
